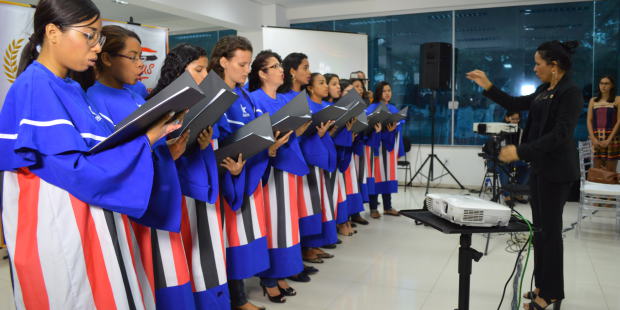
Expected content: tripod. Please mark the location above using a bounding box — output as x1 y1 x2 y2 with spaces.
407 90 464 195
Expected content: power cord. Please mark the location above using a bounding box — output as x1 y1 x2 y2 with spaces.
497 210 533 310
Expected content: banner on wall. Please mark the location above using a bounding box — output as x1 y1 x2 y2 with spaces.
102 20 168 92
0 1 168 110
0 1 34 110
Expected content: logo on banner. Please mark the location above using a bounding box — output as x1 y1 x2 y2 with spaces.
3 38 25 84
139 46 158 82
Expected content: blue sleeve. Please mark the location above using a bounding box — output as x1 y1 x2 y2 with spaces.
245 150 269 195
175 144 219 204
31 135 157 219
321 134 337 172
332 128 352 147
136 140 182 232
220 168 246 212
336 145 353 173
270 134 309 176
382 129 397 152
299 133 329 169
368 131 382 156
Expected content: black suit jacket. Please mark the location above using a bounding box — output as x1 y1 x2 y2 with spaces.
483 76 582 183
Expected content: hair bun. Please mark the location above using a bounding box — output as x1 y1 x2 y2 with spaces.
560 40 579 54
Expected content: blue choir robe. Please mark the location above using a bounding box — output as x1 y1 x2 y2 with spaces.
0 61 174 309
299 98 339 248
366 102 406 195
125 80 149 99
217 86 270 280
251 89 307 279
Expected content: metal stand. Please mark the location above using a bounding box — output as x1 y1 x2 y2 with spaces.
457 234 483 310
407 91 464 195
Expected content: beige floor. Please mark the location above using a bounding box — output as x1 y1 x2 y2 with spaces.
1 186 619 310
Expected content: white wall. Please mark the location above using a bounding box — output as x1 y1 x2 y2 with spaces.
399 145 486 189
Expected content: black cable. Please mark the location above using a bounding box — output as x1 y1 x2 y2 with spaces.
497 234 529 310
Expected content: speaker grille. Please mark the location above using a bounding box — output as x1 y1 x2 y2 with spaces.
463 209 484 223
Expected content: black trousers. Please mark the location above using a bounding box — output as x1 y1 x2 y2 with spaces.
529 172 572 300
369 193 392 210
228 279 248 307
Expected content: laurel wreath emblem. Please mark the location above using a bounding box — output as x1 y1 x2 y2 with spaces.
3 38 24 84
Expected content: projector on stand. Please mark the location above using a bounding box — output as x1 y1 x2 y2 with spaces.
425 193 511 227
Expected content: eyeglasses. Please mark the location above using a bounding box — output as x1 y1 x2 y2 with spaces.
114 54 146 63
67 26 106 47
262 63 282 71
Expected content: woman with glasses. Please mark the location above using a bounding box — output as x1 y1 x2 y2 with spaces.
1 0 184 308
248 50 309 304
587 75 620 172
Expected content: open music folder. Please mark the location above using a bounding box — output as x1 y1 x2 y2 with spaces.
367 103 392 129
270 91 311 133
386 106 409 124
173 71 238 149
214 113 276 163
351 111 369 133
305 104 348 135
90 71 205 153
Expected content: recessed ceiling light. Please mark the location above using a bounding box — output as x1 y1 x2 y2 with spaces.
112 0 129 5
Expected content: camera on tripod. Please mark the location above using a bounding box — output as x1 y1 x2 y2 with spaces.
473 122 519 159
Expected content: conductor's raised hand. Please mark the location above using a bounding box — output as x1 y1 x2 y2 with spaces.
221 153 245 176
197 126 214 150
466 70 493 91
317 120 335 138
269 130 293 157
146 110 188 145
166 129 190 160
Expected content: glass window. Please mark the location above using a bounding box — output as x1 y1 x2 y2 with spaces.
169 29 237 55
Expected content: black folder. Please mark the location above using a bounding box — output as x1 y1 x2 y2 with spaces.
305 104 349 135
172 71 238 149
215 113 275 163
332 96 367 129
385 106 408 124
367 103 392 128
270 91 311 133
90 71 205 153
351 111 369 133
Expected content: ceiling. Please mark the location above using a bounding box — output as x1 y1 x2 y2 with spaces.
250 0 363 8
8 0 223 33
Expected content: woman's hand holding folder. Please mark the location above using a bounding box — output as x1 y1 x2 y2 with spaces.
221 153 246 176
146 110 188 146
197 126 214 150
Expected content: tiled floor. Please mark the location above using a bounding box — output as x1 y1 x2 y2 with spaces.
1 186 619 310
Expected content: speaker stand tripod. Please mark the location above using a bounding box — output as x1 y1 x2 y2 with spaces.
407 90 464 196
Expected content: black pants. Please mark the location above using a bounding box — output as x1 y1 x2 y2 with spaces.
369 194 392 210
228 279 247 307
529 173 572 300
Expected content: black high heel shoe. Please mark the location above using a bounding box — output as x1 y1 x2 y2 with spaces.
525 297 561 310
278 285 297 296
262 285 286 303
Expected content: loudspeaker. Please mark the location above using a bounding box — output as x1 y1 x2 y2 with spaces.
420 42 452 90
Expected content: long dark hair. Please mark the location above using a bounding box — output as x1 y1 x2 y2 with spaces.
536 40 579 72
277 52 308 94
323 73 340 101
248 50 282 92
374 81 391 103
18 0 100 75
208 36 252 82
594 75 616 103
148 43 206 99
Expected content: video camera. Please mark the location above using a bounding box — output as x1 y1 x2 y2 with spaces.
473 122 519 159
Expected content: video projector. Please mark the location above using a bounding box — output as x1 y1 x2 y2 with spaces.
426 193 512 227
473 122 518 135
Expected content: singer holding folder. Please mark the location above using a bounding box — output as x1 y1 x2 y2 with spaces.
0 1 187 308
249 50 309 303
366 82 405 219
210 36 277 310
299 73 341 260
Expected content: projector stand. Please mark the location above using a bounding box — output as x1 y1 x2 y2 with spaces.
407 90 464 195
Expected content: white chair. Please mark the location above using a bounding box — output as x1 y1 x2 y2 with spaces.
576 141 620 238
